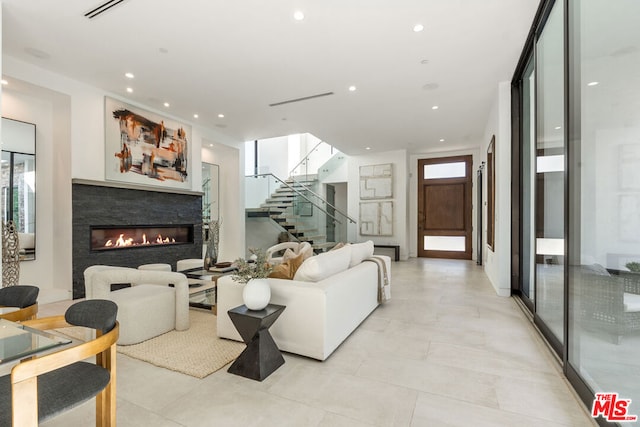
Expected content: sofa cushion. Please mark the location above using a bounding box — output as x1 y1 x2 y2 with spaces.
624 292 640 313
349 240 374 268
281 248 296 263
269 251 306 280
294 245 352 282
330 242 346 251
297 242 314 260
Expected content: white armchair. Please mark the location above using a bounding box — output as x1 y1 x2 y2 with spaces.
266 241 313 265
84 265 189 344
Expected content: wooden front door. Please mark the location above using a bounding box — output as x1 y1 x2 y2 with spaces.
417 155 473 259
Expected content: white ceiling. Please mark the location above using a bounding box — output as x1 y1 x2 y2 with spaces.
2 0 540 155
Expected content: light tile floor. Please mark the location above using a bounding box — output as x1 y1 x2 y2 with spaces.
32 258 595 426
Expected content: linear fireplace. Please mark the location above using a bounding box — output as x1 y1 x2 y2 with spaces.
90 225 194 251
72 181 203 299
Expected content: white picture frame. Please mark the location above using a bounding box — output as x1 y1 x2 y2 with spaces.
104 97 191 190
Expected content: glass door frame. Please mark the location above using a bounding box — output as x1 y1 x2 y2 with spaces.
511 0 606 422
511 0 567 358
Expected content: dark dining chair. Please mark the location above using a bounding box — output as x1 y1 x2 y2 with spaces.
0 299 119 427
0 285 39 322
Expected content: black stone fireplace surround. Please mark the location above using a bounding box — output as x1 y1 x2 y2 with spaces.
72 180 202 299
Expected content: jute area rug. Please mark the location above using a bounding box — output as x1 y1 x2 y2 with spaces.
56 309 245 379
117 309 245 379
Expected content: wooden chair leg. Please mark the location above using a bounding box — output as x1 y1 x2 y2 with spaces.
96 346 117 427
12 377 38 427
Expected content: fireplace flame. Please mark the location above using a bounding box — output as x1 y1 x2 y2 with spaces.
102 232 176 248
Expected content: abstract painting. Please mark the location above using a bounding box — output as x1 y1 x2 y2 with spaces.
359 201 393 236
360 163 393 199
105 97 191 189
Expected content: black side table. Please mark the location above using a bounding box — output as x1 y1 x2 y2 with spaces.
227 304 285 381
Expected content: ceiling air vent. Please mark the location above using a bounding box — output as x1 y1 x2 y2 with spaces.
269 92 334 107
85 0 127 19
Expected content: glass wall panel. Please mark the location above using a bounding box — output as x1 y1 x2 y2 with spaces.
535 0 565 344
568 0 640 418
522 57 536 301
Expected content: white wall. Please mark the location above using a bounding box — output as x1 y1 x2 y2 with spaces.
347 149 409 259
481 81 512 297
257 135 290 178
2 85 72 302
2 55 243 300
201 140 244 262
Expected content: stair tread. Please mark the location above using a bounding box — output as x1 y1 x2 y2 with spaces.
269 194 295 198
312 242 336 249
299 235 326 241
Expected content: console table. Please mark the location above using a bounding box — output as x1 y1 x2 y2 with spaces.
227 304 285 381
374 244 400 261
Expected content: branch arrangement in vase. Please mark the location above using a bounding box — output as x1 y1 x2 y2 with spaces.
232 248 273 284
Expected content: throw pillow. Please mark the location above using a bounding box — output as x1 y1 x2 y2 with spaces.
329 242 346 251
269 251 306 280
349 240 374 268
297 242 314 260
294 244 352 282
281 248 297 263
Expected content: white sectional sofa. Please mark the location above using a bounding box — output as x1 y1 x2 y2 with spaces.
217 243 391 361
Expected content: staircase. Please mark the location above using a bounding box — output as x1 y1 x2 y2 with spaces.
245 144 355 252
247 175 333 250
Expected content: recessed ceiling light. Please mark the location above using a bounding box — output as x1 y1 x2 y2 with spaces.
193 114 199 119
209 144 214 147
587 81 599 86
348 85 357 92
159 47 169 54
439 139 445 142
420 59 430 65
218 114 225 118
555 126 562 130
126 87 133 93
432 105 439 110
293 11 304 21
1 79 8 85
125 72 134 79
413 24 424 32
163 102 170 107
365 147 371 150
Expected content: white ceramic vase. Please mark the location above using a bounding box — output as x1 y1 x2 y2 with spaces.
242 278 271 310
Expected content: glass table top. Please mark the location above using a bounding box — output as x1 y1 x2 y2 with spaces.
0 318 72 364
0 307 19 315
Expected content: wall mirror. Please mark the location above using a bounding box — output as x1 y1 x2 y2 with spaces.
202 162 220 224
1 117 37 260
487 135 495 251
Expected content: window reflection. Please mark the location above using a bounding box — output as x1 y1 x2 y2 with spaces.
568 0 640 419
1 118 36 261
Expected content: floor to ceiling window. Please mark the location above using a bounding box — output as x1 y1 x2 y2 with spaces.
535 0 566 347
513 0 640 423
567 0 640 422
521 58 536 304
